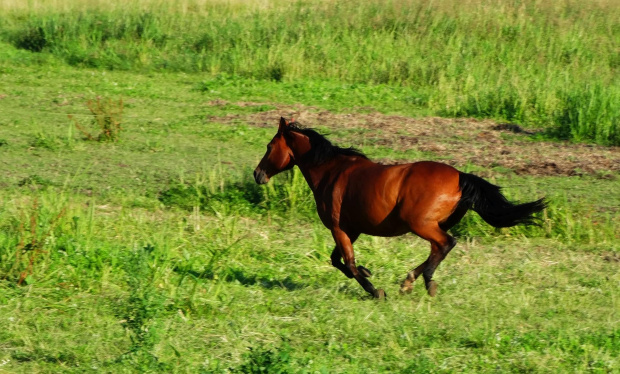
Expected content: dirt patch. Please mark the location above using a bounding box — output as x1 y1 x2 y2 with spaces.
603 252 620 263
207 103 620 178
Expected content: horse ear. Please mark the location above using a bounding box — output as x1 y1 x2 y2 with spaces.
278 117 289 132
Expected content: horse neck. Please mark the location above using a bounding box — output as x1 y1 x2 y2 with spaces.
294 155 351 192
295 160 327 192
287 131 355 192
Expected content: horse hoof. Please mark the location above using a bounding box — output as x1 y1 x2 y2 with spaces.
358 265 372 277
399 285 413 294
426 281 438 297
374 289 386 300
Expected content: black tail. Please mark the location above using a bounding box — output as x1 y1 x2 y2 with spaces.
458 172 547 228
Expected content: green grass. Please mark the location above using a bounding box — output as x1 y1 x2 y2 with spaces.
0 187 618 372
0 2 619 371
0 62 619 372
0 0 619 144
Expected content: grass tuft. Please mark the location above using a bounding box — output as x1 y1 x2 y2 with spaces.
69 97 123 142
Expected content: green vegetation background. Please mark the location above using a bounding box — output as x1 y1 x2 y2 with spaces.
1 0 619 144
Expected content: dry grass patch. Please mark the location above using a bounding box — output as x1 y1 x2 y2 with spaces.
209 103 620 178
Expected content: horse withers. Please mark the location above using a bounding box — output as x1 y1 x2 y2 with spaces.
254 117 546 299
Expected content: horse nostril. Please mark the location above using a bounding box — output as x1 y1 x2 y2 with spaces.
254 169 268 184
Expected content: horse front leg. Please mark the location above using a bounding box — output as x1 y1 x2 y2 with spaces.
332 229 385 299
329 232 372 279
330 247 354 278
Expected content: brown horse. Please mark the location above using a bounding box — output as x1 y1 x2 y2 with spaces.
254 117 546 299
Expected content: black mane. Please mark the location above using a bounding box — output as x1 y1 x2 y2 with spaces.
285 122 368 165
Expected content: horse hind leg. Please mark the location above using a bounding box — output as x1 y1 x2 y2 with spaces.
422 237 456 296
400 224 457 297
399 260 426 294
439 204 468 232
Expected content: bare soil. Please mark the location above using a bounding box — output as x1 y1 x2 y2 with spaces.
208 102 620 178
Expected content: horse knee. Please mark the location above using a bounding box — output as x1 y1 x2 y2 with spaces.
345 261 358 275
441 236 457 255
330 249 342 266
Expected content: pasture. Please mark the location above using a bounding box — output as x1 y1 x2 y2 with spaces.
0 0 619 372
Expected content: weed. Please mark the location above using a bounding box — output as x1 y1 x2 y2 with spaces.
70 97 123 142
9 198 66 285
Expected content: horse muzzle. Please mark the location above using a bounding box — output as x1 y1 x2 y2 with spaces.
253 169 269 184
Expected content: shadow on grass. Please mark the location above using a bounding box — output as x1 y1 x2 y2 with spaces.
12 348 78 365
173 266 306 291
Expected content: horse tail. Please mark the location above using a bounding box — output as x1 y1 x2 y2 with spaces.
458 172 546 228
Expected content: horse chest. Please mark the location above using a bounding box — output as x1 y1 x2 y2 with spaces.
311 185 345 229
312 193 336 229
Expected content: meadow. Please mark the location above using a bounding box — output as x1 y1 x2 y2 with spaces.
0 0 619 373
0 0 619 144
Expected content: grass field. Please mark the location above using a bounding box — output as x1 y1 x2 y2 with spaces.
0 1 619 373
1 0 619 144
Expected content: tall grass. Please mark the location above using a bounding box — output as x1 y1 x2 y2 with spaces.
1 0 619 144
157 168 619 246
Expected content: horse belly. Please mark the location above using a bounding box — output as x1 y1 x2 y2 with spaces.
357 215 411 237
341 194 410 237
